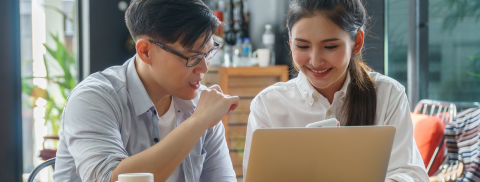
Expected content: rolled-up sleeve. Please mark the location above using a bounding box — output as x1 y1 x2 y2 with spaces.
62 85 128 182
383 88 429 182
199 121 236 182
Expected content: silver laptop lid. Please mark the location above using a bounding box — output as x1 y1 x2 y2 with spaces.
245 126 396 182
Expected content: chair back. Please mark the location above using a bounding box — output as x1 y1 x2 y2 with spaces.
454 101 480 113
27 158 55 182
413 100 480 176
414 99 457 124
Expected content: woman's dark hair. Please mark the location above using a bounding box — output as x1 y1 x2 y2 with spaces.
125 0 220 49
287 0 377 126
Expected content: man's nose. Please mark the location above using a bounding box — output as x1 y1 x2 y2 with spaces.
193 57 209 74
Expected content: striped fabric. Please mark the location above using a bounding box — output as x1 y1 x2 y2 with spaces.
445 108 480 181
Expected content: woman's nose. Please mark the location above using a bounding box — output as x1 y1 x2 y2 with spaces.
310 50 326 67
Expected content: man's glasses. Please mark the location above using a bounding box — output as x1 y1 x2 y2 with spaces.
149 39 220 67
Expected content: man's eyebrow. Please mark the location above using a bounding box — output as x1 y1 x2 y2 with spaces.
185 43 214 54
186 49 203 54
294 38 340 43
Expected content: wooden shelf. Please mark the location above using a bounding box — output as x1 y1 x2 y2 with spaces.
201 65 289 177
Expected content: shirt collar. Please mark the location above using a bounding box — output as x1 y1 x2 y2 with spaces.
339 72 351 96
126 56 155 116
295 71 317 102
173 96 197 117
295 71 351 103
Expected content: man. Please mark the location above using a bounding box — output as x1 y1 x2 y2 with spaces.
53 0 239 181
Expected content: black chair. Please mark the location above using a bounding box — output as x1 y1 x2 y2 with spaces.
27 157 55 182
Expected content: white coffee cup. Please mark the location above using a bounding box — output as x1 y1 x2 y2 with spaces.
118 173 154 182
253 49 270 67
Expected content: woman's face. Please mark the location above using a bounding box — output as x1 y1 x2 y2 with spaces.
290 14 361 91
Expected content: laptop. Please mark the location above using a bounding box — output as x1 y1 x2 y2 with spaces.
245 126 396 182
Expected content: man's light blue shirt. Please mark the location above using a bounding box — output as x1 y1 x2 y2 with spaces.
53 57 236 182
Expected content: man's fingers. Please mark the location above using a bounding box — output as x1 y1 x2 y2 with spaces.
229 104 238 111
227 96 240 111
208 84 223 94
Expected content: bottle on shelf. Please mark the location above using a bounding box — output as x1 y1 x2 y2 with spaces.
242 37 252 66
262 24 275 66
233 37 243 67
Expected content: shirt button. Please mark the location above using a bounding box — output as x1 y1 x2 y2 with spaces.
327 110 332 115
154 138 159 143
308 98 313 103
341 97 345 101
315 93 320 97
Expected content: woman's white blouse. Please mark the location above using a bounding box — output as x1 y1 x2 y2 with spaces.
243 71 429 182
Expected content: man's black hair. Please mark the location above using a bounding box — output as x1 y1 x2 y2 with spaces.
125 0 220 49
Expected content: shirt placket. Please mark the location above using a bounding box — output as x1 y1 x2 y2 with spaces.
174 109 194 182
328 93 344 119
333 92 346 125
150 108 160 144
312 92 336 120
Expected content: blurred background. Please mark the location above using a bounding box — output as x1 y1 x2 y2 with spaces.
0 0 479 181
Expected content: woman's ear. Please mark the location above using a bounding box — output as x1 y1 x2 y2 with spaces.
136 38 153 65
288 34 293 50
352 29 365 54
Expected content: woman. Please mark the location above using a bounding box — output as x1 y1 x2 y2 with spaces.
243 0 429 182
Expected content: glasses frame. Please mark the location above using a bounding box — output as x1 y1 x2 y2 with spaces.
149 39 220 67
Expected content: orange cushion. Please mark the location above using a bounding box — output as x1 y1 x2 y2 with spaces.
411 113 445 176
411 113 430 126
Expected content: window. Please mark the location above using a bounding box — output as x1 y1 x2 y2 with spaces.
386 0 480 103
21 0 78 181
428 0 480 101
386 0 409 89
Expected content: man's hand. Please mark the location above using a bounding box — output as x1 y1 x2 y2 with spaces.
191 84 239 129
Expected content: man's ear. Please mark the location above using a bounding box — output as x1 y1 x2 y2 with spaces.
352 29 365 54
136 38 153 65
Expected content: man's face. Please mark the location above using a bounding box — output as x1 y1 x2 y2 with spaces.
149 37 213 100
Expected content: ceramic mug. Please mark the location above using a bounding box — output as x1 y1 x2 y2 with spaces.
118 173 154 182
253 49 270 67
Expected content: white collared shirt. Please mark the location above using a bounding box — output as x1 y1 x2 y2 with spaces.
243 71 429 182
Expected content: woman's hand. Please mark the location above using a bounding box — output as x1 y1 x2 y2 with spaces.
191 84 239 129
319 120 340 127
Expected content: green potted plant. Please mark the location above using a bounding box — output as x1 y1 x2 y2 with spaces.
22 33 77 160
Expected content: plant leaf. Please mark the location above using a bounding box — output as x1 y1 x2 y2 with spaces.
467 71 480 77
470 54 480 60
